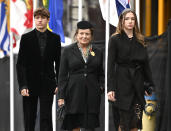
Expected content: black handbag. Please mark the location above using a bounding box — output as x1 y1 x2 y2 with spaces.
56 104 65 121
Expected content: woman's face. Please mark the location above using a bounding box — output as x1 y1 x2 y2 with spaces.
123 12 135 31
76 29 92 46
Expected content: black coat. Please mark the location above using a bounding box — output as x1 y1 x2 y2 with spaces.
16 29 61 96
58 43 104 114
107 32 154 110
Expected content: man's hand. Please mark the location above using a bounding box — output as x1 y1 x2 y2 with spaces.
21 89 29 96
107 91 116 102
58 99 64 107
54 87 58 94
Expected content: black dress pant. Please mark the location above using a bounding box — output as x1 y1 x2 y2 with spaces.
23 95 54 131
112 103 120 131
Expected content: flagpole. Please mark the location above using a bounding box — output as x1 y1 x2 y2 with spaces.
105 0 110 131
52 83 56 131
10 5 14 131
33 0 37 28
52 79 56 131
10 35 14 131
78 0 82 21
135 0 140 27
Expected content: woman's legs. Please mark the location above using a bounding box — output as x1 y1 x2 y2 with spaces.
118 126 121 131
73 128 95 131
118 103 143 131
72 128 80 131
130 128 138 131
119 126 138 131
83 129 95 131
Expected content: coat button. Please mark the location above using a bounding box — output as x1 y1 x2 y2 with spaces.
84 73 87 77
84 65 87 68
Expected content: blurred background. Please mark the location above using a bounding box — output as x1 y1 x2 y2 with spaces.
0 0 171 131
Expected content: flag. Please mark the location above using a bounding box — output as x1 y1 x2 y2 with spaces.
0 0 33 58
99 0 130 27
48 0 65 43
11 0 33 47
43 0 49 9
115 0 130 17
0 1 10 56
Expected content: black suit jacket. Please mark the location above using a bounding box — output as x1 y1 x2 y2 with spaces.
108 32 154 110
16 29 61 96
58 43 104 114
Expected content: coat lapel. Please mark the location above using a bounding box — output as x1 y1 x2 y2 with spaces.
71 43 85 63
71 43 97 64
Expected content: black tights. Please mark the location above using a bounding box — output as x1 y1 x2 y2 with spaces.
69 129 95 131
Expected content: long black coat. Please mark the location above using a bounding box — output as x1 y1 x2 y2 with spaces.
107 32 154 110
58 43 104 114
16 29 61 96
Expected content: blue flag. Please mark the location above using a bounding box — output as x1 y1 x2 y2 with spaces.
115 0 130 17
49 0 65 43
0 1 10 56
99 0 130 27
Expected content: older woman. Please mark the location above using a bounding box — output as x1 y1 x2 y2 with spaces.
107 9 154 131
58 21 104 131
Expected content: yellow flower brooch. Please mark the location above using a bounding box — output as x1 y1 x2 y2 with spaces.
90 48 95 56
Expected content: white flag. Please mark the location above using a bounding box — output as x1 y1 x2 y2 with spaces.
99 0 130 27
11 0 27 37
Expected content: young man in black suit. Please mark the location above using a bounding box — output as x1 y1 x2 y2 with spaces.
16 7 61 131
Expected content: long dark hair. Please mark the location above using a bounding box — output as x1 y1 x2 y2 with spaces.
113 8 145 46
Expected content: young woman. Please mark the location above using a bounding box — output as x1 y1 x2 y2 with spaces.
58 21 104 131
107 9 154 131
